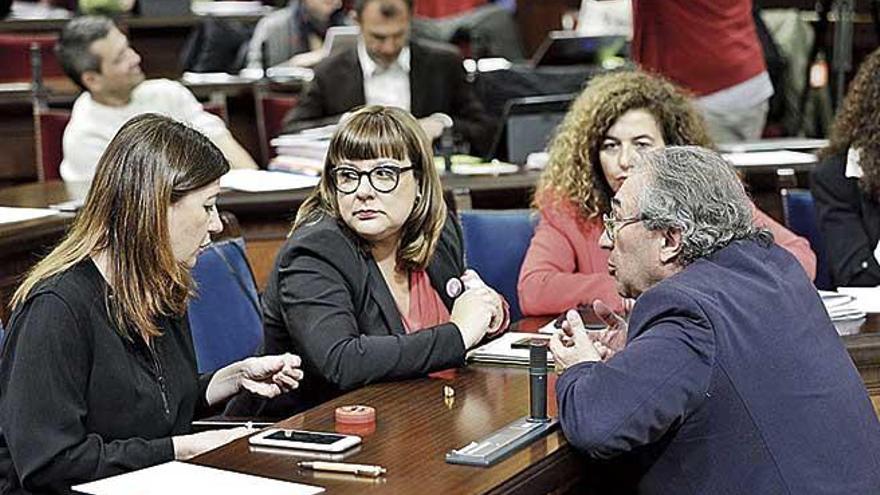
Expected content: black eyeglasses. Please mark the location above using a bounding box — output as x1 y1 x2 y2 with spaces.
602 212 644 242
331 164 415 194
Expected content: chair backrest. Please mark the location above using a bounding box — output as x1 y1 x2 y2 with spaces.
0 33 64 83
188 238 263 374
34 109 71 182
202 99 229 124
780 188 832 290
255 89 299 165
459 209 537 321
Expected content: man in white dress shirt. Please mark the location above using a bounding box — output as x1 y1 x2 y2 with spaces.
281 0 495 156
56 16 257 182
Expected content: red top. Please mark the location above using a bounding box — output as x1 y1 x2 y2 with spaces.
401 270 451 333
414 0 486 18
631 0 766 96
517 196 818 317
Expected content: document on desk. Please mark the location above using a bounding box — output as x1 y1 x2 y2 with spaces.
467 332 554 366
72 461 323 495
837 287 880 314
721 150 817 168
220 169 320 192
0 206 60 225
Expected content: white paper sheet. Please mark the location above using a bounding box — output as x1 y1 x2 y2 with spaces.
721 150 817 168
73 461 323 495
0 206 59 225
837 287 880 314
467 332 553 366
220 170 320 192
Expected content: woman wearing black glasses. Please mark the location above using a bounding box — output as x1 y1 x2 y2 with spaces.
259 105 507 414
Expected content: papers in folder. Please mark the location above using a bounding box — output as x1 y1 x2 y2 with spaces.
72 461 323 495
467 332 554 366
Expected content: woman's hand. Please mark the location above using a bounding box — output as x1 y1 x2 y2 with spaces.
238 353 303 398
459 270 508 335
172 427 252 460
206 353 303 405
450 286 497 349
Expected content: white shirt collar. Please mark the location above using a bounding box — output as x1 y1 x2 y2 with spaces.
357 39 410 79
845 147 864 179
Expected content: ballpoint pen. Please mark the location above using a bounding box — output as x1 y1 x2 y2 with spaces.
297 461 387 477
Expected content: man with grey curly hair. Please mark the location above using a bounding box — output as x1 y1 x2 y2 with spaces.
550 146 880 494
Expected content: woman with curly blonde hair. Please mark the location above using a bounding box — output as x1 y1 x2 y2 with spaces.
518 70 816 316
813 47 880 287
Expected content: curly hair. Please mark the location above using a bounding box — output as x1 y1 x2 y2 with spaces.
535 70 713 219
821 47 880 198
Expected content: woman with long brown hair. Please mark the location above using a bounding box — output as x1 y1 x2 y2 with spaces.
518 70 816 317
813 47 880 287
0 114 302 493
260 105 507 414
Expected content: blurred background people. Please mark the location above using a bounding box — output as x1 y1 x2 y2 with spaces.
56 16 257 182
246 0 349 69
280 0 496 156
632 0 774 142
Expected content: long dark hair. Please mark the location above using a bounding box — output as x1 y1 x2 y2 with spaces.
12 113 230 340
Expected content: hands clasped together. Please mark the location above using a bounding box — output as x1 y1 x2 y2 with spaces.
549 300 629 373
450 269 509 349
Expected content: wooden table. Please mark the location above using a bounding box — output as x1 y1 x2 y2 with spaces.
192 365 584 494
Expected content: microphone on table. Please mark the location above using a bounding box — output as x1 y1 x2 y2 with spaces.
528 339 549 423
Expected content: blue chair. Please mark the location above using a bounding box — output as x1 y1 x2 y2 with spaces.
188 238 263 373
780 188 832 290
459 209 537 321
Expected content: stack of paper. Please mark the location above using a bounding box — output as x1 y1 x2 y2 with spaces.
220 169 320 192
467 332 553 366
819 290 866 322
73 461 323 495
269 127 335 175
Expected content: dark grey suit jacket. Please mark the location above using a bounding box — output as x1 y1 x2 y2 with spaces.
259 212 467 414
812 152 880 286
280 39 496 155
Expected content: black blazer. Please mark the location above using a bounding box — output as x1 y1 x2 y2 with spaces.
260 213 467 413
280 39 496 155
812 152 880 286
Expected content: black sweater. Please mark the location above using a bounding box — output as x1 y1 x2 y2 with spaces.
0 259 212 494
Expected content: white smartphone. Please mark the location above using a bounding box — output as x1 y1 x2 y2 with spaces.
248 429 362 453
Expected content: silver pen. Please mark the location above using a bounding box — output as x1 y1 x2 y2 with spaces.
297 461 387 477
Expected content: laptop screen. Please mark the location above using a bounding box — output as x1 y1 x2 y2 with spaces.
487 93 575 163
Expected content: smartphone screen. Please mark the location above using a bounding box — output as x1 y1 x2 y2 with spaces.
511 335 551 349
264 430 346 445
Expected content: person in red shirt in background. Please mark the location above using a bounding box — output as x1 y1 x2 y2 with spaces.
632 0 773 143
517 71 816 317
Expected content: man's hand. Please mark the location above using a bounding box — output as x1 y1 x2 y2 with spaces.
549 310 602 372
591 299 629 361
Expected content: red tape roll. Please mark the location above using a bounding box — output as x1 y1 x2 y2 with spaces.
335 405 376 425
